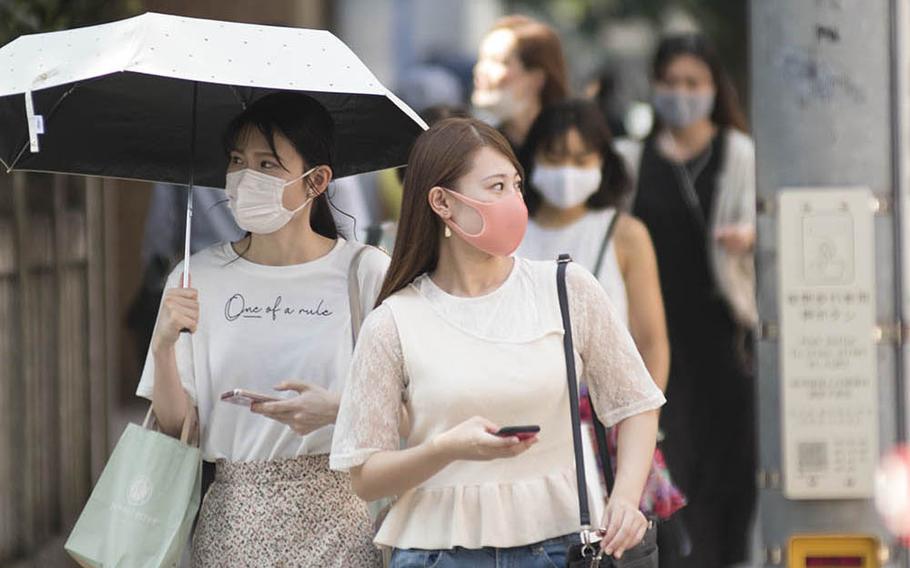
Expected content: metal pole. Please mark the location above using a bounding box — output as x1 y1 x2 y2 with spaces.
181 82 198 289
752 0 907 561
889 0 908 447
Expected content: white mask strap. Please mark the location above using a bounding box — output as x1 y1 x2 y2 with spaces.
286 166 321 214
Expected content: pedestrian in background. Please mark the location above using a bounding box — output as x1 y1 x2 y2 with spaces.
517 97 686 529
617 33 757 568
472 14 568 153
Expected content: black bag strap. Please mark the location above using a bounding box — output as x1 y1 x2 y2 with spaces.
556 254 591 528
592 210 621 279
590 397 616 493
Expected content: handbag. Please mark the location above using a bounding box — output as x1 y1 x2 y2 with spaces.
556 254 659 568
65 400 201 568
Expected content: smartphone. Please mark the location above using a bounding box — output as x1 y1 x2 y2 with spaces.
220 388 279 407
494 425 541 441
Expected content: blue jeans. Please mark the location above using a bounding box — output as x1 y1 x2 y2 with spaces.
390 533 581 568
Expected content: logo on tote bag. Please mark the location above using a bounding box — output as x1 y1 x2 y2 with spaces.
127 475 154 507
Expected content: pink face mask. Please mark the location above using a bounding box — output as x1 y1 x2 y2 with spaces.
442 188 529 257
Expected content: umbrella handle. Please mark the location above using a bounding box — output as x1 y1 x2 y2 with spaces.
181 184 193 289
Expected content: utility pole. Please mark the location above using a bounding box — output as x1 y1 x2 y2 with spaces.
752 0 909 565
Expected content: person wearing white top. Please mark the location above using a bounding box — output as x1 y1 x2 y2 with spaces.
136 93 387 567
517 100 682 529
518 99 669 389
330 117 664 567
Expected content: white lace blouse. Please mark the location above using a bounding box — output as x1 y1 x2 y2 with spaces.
330 257 665 549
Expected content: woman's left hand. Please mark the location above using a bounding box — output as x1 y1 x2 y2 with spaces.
599 495 648 559
251 381 340 436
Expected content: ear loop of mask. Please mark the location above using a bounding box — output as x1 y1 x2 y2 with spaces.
298 167 359 240
442 188 488 237
285 166 320 214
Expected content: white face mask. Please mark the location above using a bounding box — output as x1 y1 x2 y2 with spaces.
225 167 317 234
531 165 602 209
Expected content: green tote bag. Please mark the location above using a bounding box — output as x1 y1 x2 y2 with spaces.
65 404 201 568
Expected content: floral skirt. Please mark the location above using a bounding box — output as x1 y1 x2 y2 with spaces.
191 454 381 567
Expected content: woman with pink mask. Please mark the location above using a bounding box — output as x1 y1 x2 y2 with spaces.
473 15 569 152
331 118 665 567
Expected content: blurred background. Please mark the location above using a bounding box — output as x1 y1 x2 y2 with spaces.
0 0 745 565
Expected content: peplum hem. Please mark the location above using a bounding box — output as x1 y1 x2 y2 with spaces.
375 465 586 550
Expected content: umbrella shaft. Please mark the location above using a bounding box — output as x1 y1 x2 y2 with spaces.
182 82 199 289
182 186 193 288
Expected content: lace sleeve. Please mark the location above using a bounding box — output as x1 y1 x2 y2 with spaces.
330 304 405 471
568 264 665 427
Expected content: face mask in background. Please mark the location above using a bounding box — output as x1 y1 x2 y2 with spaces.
225 167 317 234
531 165 602 209
443 188 528 257
652 90 716 129
472 86 530 124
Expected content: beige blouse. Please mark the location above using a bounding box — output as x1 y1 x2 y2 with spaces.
330 258 665 550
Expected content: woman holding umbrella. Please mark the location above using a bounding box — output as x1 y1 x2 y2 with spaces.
137 92 387 566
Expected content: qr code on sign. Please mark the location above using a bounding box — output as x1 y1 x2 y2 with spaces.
798 442 828 472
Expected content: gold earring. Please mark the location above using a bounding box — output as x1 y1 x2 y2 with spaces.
444 225 452 238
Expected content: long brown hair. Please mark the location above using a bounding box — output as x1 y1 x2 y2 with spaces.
376 118 523 306
491 15 568 106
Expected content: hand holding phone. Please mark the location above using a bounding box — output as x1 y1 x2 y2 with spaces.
494 425 541 441
220 388 279 407
434 417 539 462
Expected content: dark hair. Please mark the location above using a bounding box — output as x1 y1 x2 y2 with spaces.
519 99 630 215
396 104 472 183
652 33 748 133
376 118 523 306
490 15 569 106
223 92 340 239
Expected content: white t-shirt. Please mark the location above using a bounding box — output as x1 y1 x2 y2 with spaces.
136 238 390 462
518 208 628 325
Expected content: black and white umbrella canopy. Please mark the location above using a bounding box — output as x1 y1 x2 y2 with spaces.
0 12 428 187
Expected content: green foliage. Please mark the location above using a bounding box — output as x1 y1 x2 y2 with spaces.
0 0 141 46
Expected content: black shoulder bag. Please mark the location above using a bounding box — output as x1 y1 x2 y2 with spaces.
557 254 659 568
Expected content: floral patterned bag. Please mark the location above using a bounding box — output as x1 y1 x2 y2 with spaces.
579 389 686 519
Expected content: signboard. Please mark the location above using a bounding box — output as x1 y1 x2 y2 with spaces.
778 188 878 499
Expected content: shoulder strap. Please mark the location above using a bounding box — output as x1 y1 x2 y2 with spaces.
590 397 616 493
365 224 384 247
556 254 591 529
592 210 621 279
348 244 372 346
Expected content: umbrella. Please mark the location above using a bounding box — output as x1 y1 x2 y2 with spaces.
0 12 427 284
